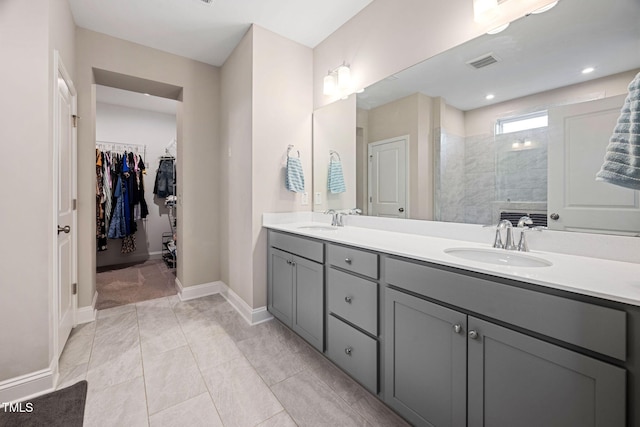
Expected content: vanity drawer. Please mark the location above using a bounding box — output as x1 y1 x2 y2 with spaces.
328 243 378 279
328 268 378 336
327 315 378 393
268 230 324 263
385 257 627 361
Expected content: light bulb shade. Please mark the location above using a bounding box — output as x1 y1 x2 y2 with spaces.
323 73 337 96
473 0 499 23
337 65 351 91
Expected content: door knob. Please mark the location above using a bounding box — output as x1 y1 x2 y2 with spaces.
468 330 479 340
550 213 560 220
398 207 405 213
57 225 71 235
344 296 352 304
345 347 352 355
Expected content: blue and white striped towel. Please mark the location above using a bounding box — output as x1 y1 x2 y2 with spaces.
328 159 346 193
285 156 305 193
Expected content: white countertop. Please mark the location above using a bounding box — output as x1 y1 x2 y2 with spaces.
264 220 640 307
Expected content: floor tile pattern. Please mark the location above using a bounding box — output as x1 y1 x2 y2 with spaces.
96 259 177 310
58 294 410 426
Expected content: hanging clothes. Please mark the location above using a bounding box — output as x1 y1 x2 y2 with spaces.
96 149 108 251
154 158 175 198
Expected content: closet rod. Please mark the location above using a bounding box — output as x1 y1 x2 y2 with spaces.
96 140 147 160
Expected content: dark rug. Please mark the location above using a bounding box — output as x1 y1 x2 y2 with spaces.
0 381 87 427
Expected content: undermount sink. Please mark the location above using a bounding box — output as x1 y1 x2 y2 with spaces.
296 225 338 232
444 248 552 268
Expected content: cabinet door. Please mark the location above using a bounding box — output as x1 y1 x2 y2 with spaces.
268 247 293 326
385 288 467 427
468 317 626 427
292 255 324 352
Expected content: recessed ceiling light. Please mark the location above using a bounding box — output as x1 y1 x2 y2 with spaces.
531 1 559 14
486 94 495 100
144 93 151 96
582 67 595 74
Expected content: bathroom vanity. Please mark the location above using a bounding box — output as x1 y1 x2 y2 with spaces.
265 220 640 427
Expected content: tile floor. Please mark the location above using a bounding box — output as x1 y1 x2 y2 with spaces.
57 294 409 427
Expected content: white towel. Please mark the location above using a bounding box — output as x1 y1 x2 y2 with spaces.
285 156 305 193
596 71 640 190
328 159 346 193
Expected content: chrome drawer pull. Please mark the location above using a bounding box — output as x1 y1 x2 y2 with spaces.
345 296 352 304
345 258 352 264
345 347 352 355
453 324 462 334
468 330 479 340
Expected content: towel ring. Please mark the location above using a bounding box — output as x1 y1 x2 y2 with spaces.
287 145 300 158
329 150 341 161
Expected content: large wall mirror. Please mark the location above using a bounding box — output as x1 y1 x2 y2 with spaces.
313 0 640 235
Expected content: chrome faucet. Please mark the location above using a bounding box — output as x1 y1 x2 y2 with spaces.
324 209 340 226
493 219 516 250
516 216 534 252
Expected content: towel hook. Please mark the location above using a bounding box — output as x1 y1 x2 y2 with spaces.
329 150 341 161
287 144 300 158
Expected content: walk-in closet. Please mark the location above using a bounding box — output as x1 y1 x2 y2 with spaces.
95 86 178 310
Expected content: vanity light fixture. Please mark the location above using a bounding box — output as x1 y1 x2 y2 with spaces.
582 67 595 74
531 0 559 14
486 22 510 34
323 63 353 99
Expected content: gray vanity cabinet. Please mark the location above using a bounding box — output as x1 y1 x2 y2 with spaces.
467 317 626 427
385 287 467 427
385 285 626 427
267 232 324 352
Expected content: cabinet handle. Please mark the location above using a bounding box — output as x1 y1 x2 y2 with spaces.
468 330 479 340
286 260 292 265
453 324 462 334
344 296 352 304
345 347 352 355
291 261 296 267
344 258 352 264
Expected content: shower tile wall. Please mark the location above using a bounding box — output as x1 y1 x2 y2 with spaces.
436 129 466 223
438 127 548 225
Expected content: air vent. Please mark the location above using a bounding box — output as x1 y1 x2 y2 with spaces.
200 0 214 3
466 53 500 69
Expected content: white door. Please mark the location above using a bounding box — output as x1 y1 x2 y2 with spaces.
548 95 640 234
55 52 77 358
368 137 407 218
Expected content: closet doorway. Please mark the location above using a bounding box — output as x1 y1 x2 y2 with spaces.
95 85 178 310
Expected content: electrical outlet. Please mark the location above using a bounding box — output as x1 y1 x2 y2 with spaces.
301 192 309 206
314 192 322 205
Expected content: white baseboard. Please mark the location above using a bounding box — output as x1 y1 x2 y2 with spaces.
220 284 273 326
175 278 225 301
0 360 56 404
76 291 98 325
174 278 272 326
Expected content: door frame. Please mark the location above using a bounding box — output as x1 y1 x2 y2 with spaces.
52 50 78 363
367 135 409 217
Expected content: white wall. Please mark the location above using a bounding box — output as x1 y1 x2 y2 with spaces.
76 28 221 307
221 25 313 309
220 27 254 306
252 26 313 307
95 101 176 267
313 0 486 109
313 96 357 213
0 0 75 389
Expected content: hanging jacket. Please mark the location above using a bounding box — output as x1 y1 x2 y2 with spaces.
154 158 174 198
107 175 127 239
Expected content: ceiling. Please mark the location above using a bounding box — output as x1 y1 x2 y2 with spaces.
96 85 178 115
68 0 373 67
357 0 640 111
